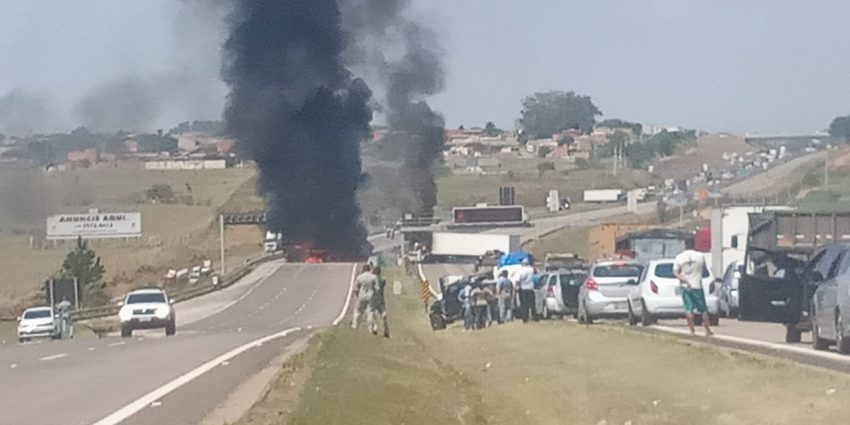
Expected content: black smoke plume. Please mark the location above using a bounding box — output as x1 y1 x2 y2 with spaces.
385 24 445 215
342 0 446 216
222 0 373 257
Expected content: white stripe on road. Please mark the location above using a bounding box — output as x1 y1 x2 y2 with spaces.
92 327 302 425
108 342 126 347
653 325 850 363
39 353 68 361
332 264 357 326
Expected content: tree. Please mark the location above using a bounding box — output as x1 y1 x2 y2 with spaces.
598 118 642 135
61 237 105 302
483 121 501 137
538 146 553 158
519 91 601 139
537 161 555 178
829 115 850 140
146 183 175 202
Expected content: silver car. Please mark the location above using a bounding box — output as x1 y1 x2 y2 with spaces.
811 244 850 353
577 260 644 324
718 261 743 317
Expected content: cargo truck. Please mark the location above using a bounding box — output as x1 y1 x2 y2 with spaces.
428 232 520 263
583 189 623 203
739 211 850 342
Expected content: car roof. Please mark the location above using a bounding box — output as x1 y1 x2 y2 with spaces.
127 288 166 295
23 306 52 312
593 260 642 267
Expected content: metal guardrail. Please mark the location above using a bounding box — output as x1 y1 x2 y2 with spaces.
68 253 285 322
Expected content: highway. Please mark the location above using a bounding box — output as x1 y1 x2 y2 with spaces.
0 262 354 425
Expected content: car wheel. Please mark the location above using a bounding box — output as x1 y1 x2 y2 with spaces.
640 299 655 327
709 315 720 327
18 337 27 344
812 314 830 351
121 324 132 338
627 302 638 326
837 312 850 354
165 321 176 337
785 325 802 343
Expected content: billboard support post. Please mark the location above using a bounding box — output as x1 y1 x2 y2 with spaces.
219 214 226 276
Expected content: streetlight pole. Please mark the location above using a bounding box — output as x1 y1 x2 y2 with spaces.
219 215 226 276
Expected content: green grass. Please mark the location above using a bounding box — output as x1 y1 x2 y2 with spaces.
238 267 850 425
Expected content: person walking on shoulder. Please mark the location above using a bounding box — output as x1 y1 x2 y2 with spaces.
674 249 714 337
370 266 390 338
351 264 378 331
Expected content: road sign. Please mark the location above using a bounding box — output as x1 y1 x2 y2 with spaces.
46 211 141 240
452 206 525 226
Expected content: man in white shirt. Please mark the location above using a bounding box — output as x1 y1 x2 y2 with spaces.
674 249 713 336
514 258 537 323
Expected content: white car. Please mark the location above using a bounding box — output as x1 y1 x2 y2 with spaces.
118 288 176 337
17 306 59 343
577 260 645 323
626 259 720 327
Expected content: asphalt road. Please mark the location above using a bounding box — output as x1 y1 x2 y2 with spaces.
0 262 355 425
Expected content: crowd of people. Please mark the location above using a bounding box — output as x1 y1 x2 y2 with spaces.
350 264 390 338
457 258 540 331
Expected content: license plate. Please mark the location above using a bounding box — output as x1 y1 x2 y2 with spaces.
610 302 627 310
138 316 152 322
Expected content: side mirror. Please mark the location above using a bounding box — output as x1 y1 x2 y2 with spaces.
731 235 739 249
116 301 124 307
169 298 175 305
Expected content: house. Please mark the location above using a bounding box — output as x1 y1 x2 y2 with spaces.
67 149 98 164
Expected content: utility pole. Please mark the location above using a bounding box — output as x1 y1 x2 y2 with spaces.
219 215 226 276
824 158 829 187
613 146 619 176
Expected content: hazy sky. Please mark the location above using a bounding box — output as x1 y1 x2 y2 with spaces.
1 0 849 134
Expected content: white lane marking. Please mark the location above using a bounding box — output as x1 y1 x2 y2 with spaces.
108 342 126 347
332 264 358 326
150 401 162 407
92 327 301 425
10 363 17 369
40 353 68 361
653 325 850 363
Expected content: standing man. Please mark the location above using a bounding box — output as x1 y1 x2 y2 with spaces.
674 249 714 337
458 280 473 331
515 258 537 323
351 264 378 331
470 278 494 330
496 270 513 323
56 296 74 339
370 266 390 338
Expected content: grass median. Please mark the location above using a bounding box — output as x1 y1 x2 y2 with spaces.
238 267 850 425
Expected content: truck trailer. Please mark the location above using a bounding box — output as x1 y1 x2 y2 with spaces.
428 232 520 263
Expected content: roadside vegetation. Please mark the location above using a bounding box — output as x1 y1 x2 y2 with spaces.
238 268 850 425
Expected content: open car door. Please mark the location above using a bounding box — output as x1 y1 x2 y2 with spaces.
738 247 805 323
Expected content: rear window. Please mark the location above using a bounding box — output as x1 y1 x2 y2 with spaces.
560 273 586 286
655 263 710 279
593 264 643 278
23 309 52 319
127 293 166 304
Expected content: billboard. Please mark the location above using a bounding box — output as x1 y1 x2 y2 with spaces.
47 212 142 240
452 206 525 226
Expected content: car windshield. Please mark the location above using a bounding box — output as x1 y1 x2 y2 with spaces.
593 264 643 278
654 263 710 279
23 310 51 319
126 293 166 304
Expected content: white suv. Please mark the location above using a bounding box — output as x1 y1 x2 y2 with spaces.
118 288 176 337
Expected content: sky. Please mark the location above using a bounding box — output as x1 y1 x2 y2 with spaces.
1 0 849 135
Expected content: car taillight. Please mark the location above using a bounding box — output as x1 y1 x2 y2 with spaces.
709 281 716 294
547 285 554 296
585 278 598 291
650 280 658 294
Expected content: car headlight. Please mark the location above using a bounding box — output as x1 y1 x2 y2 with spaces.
155 307 170 319
118 308 133 322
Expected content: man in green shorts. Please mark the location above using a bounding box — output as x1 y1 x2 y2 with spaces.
674 249 714 337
